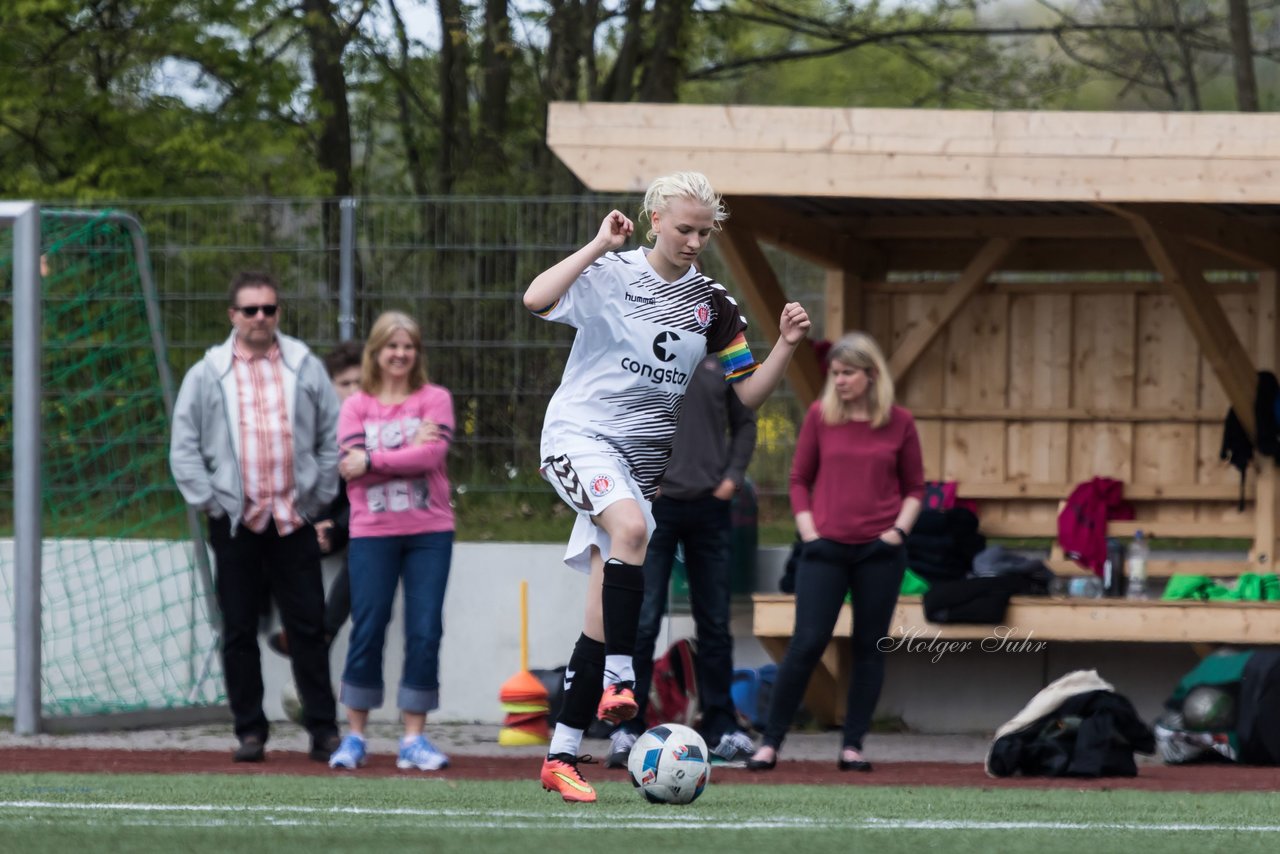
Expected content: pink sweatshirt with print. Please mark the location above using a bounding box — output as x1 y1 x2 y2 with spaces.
338 384 455 538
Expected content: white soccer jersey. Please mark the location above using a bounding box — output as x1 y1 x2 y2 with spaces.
533 247 756 498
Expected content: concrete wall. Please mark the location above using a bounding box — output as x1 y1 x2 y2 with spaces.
262 544 780 725
4 540 1202 732
258 539 1211 729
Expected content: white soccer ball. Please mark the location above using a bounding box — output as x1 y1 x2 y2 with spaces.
627 723 712 805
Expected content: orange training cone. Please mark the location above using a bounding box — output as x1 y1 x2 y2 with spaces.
499 580 550 746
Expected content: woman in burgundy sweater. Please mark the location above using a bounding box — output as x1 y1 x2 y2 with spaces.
749 331 924 772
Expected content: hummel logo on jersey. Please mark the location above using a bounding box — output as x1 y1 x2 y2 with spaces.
544 455 594 513
624 291 656 305
652 331 680 362
563 667 576 691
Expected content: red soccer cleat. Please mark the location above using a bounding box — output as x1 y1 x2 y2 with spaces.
596 681 638 724
540 753 597 803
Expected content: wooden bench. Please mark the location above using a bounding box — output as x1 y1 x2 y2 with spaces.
752 593 1280 726
752 478 1280 725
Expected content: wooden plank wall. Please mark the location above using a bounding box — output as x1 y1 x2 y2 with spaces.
863 281 1258 539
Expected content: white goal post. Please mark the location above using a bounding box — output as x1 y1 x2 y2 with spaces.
2 201 42 735
3 203 222 735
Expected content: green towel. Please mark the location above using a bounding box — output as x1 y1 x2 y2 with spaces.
1162 575 1216 600
1163 573 1280 602
844 568 930 603
900 568 930 596
1263 575 1280 601
1234 574 1264 602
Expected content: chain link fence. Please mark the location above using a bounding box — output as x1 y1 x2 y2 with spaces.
64 196 829 507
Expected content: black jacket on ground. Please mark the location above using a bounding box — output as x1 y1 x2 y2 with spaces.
1237 649 1280 765
988 689 1155 778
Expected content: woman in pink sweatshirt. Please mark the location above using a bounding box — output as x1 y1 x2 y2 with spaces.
326 311 455 773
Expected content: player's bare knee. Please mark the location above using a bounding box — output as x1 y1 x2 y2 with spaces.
611 520 647 557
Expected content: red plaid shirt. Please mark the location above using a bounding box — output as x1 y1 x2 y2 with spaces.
233 338 302 534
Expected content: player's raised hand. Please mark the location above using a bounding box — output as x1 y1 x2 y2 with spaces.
595 210 634 252
779 302 811 345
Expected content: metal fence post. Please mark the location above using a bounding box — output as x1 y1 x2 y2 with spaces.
338 197 357 342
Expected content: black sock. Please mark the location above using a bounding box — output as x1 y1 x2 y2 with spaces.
557 633 605 730
602 558 644 659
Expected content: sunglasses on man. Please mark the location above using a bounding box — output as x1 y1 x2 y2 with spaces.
234 304 278 317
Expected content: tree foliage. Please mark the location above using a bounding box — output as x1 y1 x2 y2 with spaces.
1037 0 1280 110
2 0 1278 200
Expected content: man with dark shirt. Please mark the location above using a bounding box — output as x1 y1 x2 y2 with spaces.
606 354 758 767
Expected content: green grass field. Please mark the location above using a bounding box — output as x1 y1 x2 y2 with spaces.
1 773 1276 854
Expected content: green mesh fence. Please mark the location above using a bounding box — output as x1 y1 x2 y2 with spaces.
0 209 223 719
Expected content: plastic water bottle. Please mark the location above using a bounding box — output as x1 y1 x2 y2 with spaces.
1126 530 1150 599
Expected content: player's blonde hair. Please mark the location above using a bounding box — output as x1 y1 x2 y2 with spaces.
640 171 729 242
820 331 896 428
361 310 428 393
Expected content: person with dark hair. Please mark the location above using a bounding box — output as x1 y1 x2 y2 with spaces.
169 271 341 764
523 170 810 802
749 331 924 774
268 339 363 664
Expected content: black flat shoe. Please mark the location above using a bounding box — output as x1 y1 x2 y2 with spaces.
233 736 265 763
838 756 872 772
746 754 777 772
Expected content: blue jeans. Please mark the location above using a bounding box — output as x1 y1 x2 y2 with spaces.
625 494 737 743
340 531 453 714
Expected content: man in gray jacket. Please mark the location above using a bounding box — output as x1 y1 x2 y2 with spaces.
170 271 341 763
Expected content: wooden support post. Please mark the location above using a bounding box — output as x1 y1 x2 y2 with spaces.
1122 215 1258 437
887 237 1016 382
717 223 825 404
1253 270 1278 568
823 266 862 341
1115 203 1280 272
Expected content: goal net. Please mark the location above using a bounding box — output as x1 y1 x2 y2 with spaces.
1 207 223 727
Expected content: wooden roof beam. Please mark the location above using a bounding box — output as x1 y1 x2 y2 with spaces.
1112 208 1258 437
715 223 825 404
548 103 1280 203
726 196 886 276
845 215 1132 240
887 237 1017 382
1110 204 1280 272
877 238 1230 273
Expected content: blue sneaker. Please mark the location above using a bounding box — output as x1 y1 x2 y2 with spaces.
328 734 367 770
397 734 449 771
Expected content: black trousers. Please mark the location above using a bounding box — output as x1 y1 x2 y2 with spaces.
626 494 738 743
208 515 337 744
323 554 351 641
762 537 906 752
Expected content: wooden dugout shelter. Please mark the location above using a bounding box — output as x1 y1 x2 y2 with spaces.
547 102 1280 577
